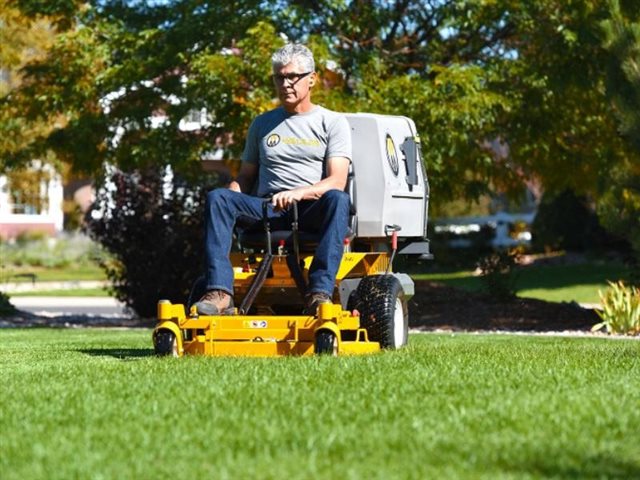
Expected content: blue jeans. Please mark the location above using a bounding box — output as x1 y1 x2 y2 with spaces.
204 188 350 297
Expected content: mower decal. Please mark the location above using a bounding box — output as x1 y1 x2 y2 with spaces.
244 320 268 329
335 253 372 278
266 134 281 147
385 134 399 176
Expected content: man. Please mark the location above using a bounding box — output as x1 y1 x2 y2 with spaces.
195 43 352 315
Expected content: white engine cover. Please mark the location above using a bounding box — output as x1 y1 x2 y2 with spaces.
345 113 429 238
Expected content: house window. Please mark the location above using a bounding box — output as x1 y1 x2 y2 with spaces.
7 168 50 214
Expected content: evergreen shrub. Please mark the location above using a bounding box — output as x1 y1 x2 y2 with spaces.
84 166 222 317
531 189 606 252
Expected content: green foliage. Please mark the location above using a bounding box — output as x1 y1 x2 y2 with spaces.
0 233 104 269
354 63 509 201
83 166 221 317
592 280 640 335
2 1 270 174
597 2 640 263
498 1 634 197
601 0 640 150
532 189 614 252
0 291 16 316
477 249 520 301
0 1 58 169
14 230 48 246
5 0 639 201
14 0 85 29
2 330 640 479
279 0 639 200
597 159 640 264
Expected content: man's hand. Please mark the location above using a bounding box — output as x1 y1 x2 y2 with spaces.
228 180 241 192
228 163 258 194
270 156 350 211
271 188 306 211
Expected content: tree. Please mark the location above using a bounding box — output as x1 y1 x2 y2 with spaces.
601 0 640 149
7 1 635 200
597 1 640 266
5 1 640 312
0 0 58 170
2 0 272 176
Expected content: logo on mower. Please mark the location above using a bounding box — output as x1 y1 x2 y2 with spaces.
245 320 268 329
385 134 399 176
266 134 281 147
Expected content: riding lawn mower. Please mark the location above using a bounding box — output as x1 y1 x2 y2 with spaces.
153 113 431 357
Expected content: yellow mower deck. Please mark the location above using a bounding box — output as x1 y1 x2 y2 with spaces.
153 252 391 357
155 300 380 357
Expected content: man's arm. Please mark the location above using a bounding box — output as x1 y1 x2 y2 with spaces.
271 156 349 211
228 163 258 193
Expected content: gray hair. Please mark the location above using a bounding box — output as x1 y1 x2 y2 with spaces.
271 44 315 72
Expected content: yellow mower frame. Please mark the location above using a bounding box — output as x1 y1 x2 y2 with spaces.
153 251 394 357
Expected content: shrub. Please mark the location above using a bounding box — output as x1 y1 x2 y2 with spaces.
1 233 100 269
476 249 520 301
531 189 610 252
427 222 494 269
15 230 48 246
592 281 640 335
84 166 222 318
0 291 16 317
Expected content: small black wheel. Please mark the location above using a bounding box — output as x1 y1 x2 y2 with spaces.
154 330 178 357
350 275 409 349
315 330 337 355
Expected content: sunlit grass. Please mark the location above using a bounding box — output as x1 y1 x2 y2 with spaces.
1 329 638 479
0 264 106 283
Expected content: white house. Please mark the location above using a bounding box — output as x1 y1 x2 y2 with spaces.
0 162 64 240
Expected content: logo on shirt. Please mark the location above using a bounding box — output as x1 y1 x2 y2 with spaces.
385 134 399 176
266 134 281 147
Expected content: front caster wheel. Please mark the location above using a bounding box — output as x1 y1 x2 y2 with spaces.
314 330 337 355
154 330 178 357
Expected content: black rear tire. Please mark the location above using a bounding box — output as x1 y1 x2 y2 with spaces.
154 330 178 356
315 330 337 355
349 275 408 349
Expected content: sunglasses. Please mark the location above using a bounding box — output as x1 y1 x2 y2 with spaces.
272 71 314 84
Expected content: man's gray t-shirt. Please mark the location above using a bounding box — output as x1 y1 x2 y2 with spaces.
241 106 352 197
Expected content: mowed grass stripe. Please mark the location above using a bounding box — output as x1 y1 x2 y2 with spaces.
1 329 638 479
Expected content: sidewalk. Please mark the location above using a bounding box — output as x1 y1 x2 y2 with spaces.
10 295 129 317
3 280 128 318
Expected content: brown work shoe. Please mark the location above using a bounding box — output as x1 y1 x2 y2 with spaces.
304 292 332 315
194 290 234 315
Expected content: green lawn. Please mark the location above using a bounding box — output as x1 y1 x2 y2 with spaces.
1 329 638 479
1 264 106 283
2 264 109 297
414 262 631 304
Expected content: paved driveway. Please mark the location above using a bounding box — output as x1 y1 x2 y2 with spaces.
11 296 128 317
